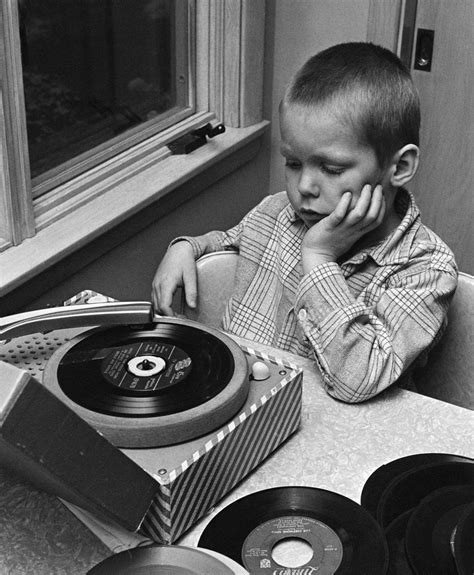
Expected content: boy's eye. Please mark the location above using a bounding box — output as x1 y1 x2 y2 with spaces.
284 159 301 170
321 164 345 176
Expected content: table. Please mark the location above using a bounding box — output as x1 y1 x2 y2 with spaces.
178 341 474 547
0 338 473 573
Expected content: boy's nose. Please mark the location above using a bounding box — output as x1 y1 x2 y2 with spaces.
298 170 320 197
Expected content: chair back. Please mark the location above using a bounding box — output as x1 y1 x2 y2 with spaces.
182 251 238 328
414 271 474 410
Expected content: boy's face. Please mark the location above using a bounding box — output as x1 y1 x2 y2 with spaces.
280 102 391 228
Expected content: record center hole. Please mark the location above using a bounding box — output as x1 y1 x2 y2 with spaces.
138 359 156 370
272 537 314 567
127 356 166 377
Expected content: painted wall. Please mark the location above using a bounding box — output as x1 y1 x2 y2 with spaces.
267 0 370 195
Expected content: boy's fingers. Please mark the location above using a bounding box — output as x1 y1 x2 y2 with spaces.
183 266 198 309
331 191 352 225
152 276 178 316
155 285 175 316
151 283 158 309
365 185 384 222
362 185 385 230
348 184 373 221
151 282 163 312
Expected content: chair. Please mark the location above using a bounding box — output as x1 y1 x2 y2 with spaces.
181 251 238 328
414 271 474 410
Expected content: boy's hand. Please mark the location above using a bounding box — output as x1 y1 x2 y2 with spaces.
151 241 197 316
301 184 385 272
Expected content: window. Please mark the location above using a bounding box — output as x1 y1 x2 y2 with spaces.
21 0 190 189
0 0 266 264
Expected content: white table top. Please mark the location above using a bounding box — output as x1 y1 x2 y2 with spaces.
177 338 474 547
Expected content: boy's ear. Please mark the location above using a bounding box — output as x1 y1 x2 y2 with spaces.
389 144 419 188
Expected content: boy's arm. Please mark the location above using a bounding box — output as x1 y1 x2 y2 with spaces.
151 196 271 315
151 230 239 315
294 260 458 402
151 240 197 315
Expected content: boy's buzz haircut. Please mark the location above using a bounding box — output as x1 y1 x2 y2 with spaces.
283 42 420 168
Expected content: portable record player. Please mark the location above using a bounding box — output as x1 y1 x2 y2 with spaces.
0 292 303 544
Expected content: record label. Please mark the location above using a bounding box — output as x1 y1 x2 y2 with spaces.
101 341 192 392
242 515 343 574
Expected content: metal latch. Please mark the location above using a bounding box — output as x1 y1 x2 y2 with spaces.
168 123 226 154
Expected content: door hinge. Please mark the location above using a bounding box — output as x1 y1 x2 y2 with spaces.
168 123 226 155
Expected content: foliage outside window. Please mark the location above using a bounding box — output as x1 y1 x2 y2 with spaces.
21 0 189 188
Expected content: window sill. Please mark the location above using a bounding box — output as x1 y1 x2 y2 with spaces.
1 121 269 299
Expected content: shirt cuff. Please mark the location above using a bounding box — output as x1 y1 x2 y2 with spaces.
168 236 204 260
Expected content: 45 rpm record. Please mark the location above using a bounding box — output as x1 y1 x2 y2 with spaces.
361 453 474 522
198 486 388 574
384 509 414 575
87 544 250 574
373 460 474 529
405 485 474 575
453 502 474 575
43 317 249 448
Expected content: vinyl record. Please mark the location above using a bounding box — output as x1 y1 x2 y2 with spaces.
198 487 388 574
361 453 473 521
43 317 249 448
385 510 414 575
405 485 474 575
453 502 474 575
375 460 474 528
87 544 250 574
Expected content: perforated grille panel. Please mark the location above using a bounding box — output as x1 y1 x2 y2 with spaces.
0 329 82 380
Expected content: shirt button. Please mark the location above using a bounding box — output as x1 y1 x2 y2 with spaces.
298 309 307 321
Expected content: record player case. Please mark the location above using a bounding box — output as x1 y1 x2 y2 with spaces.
0 294 303 544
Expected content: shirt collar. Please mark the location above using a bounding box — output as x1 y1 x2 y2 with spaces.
286 201 300 224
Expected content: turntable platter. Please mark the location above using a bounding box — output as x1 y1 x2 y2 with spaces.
42 318 249 448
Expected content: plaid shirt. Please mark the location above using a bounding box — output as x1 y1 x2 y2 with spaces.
179 189 457 402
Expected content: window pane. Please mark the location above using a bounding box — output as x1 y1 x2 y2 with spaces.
20 0 189 181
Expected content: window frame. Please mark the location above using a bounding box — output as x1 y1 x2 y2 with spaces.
0 0 266 256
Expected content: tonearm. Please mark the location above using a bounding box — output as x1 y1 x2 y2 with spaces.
0 301 154 341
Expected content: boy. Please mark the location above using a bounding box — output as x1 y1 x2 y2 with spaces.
152 42 457 403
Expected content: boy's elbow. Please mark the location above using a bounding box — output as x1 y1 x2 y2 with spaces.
323 379 383 404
